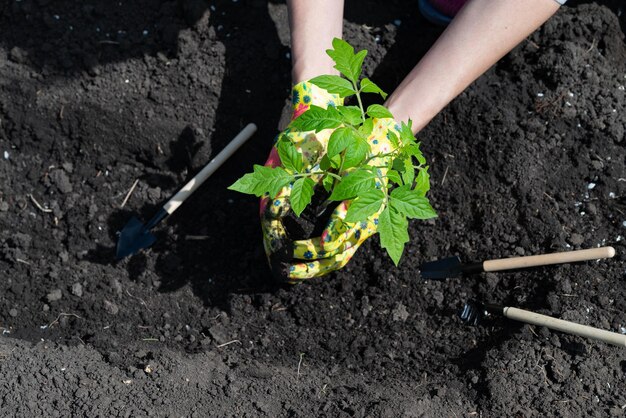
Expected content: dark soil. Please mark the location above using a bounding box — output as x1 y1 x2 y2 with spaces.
1 0 625 416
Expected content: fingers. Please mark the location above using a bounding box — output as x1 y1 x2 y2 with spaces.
287 244 361 281
292 219 377 260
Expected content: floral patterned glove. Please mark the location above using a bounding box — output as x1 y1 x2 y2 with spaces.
284 118 402 281
260 81 343 278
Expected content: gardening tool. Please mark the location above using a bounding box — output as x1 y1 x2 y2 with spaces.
419 246 615 280
460 300 626 348
116 123 257 260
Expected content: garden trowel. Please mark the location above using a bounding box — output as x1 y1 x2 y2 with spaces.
460 300 626 348
116 123 257 260
419 246 615 280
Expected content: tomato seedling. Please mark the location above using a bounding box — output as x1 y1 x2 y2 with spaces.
229 38 436 265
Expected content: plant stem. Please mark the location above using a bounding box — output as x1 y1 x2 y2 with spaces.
294 171 342 181
354 83 366 123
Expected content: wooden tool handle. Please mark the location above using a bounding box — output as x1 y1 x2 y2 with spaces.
163 123 257 214
483 247 615 272
504 307 626 347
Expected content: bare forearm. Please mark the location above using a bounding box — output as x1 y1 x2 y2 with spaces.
287 0 345 83
385 0 561 133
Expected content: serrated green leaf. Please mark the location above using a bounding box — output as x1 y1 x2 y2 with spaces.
327 38 357 82
329 168 376 201
360 78 388 99
378 206 409 266
227 172 261 195
330 154 342 169
344 189 385 223
289 105 343 132
277 137 303 173
359 118 374 136
309 75 356 98
327 127 355 158
401 158 415 186
403 142 422 159
228 165 292 198
415 152 426 165
386 169 403 186
290 177 315 216
350 50 367 82
321 153 342 171
337 106 364 125
390 186 437 219
399 121 415 145
322 173 335 192
414 168 430 196
366 104 393 119
391 158 405 173
343 136 370 169
387 131 400 149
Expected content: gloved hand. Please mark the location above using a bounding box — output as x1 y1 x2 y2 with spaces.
284 118 403 282
260 81 343 278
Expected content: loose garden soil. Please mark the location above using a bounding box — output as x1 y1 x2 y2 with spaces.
1 0 625 416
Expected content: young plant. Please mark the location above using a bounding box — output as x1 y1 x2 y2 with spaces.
229 38 436 265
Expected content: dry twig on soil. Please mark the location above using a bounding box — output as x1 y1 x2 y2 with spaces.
28 194 52 213
46 312 82 329
216 340 241 348
120 179 139 208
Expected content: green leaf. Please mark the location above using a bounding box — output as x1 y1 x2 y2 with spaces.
366 104 393 119
326 38 368 83
329 168 376 201
387 130 400 149
228 165 292 198
320 154 341 171
401 158 415 186
378 206 409 266
344 189 385 223
289 105 342 132
309 75 356 98
277 137 303 173
398 121 415 145
390 186 437 219
359 118 374 137
350 50 368 82
414 168 430 196
322 173 335 192
343 136 370 169
360 78 388 99
327 38 358 83
290 177 315 216
403 143 422 159
337 106 363 125
391 158 405 173
386 169 403 186
327 127 354 158
415 152 427 166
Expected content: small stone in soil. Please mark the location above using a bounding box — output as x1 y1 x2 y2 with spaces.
49 169 73 194
9 308 18 317
432 290 445 306
104 300 119 315
71 283 83 297
568 233 584 246
392 303 409 322
46 289 63 302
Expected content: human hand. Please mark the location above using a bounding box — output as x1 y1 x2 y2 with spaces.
282 118 404 282
260 81 343 278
